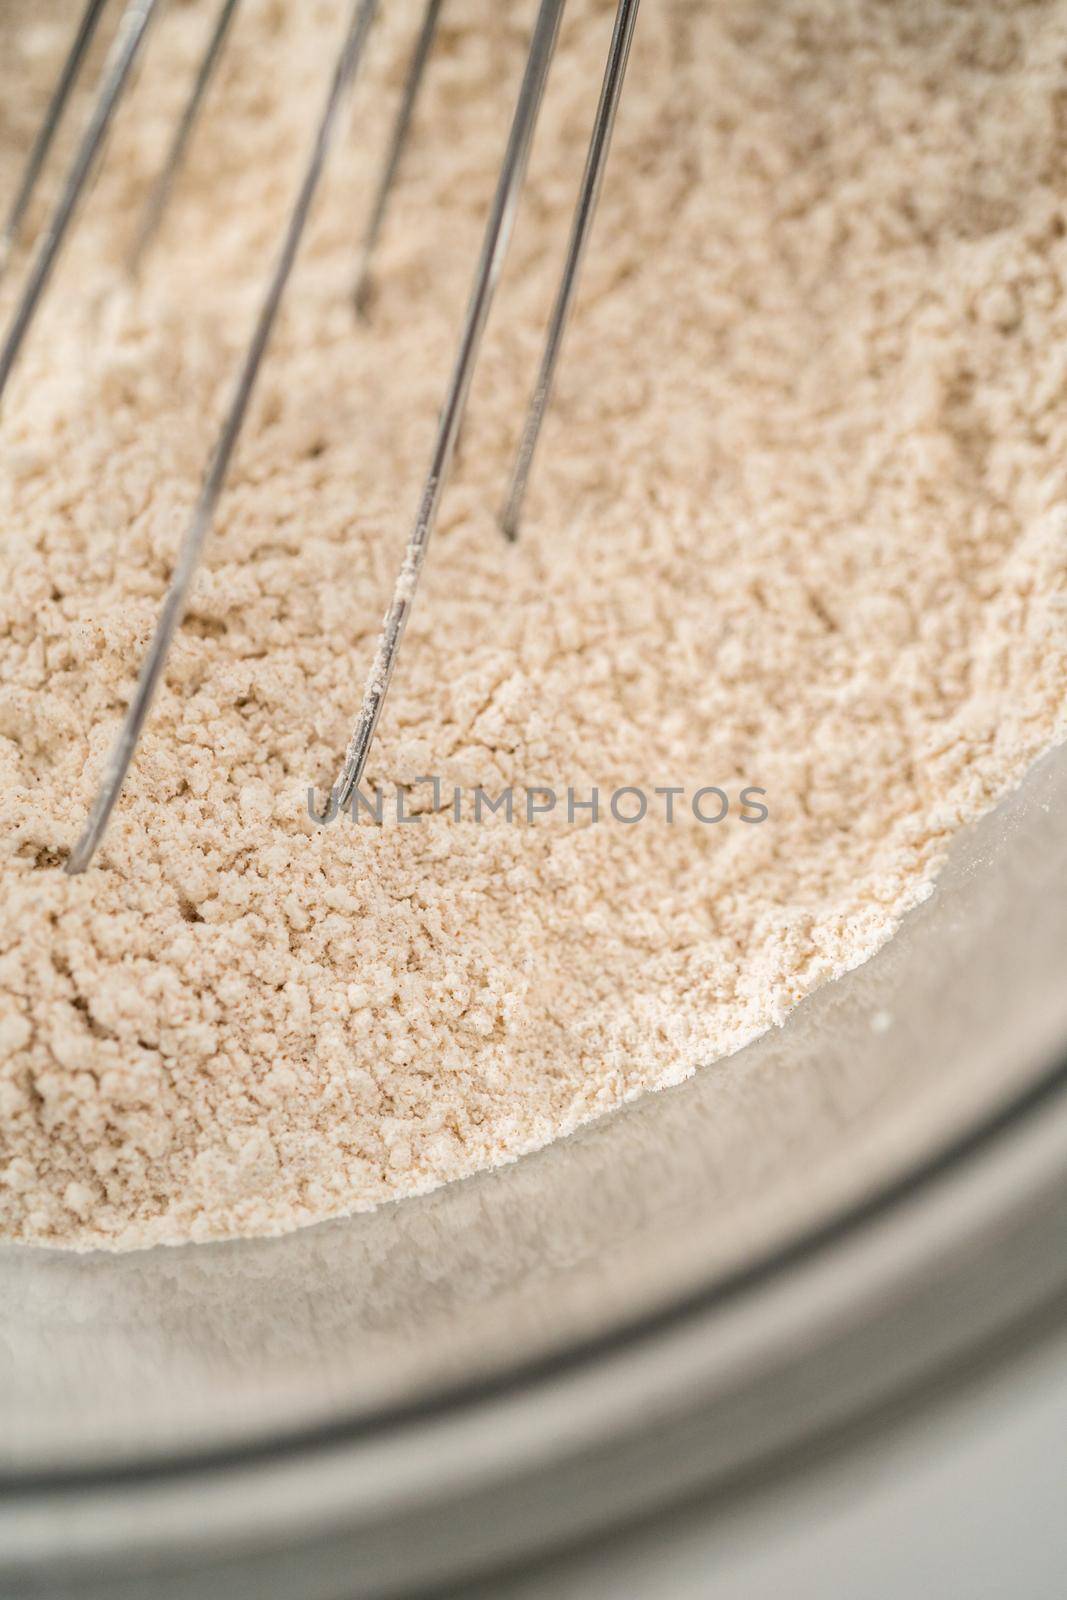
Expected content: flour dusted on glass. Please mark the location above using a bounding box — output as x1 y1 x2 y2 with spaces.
0 0 1065 1248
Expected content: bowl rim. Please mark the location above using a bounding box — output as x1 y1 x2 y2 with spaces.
6 1033 1067 1496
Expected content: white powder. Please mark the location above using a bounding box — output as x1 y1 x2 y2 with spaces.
0 0 1065 1249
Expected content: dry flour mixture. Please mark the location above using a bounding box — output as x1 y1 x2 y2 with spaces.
0 0 1065 1249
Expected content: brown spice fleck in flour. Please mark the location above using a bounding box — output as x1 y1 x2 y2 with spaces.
0 0 1065 1249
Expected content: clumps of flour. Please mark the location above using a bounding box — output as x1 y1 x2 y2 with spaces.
0 0 1065 1247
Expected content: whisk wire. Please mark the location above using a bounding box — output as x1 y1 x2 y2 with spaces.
66 0 380 874
0 0 111 287
128 0 242 275
353 0 444 318
323 0 567 818
500 0 640 541
4 0 642 865
0 0 162 408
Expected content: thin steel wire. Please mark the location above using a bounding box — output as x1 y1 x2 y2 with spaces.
128 0 242 275
0 0 112 286
0 0 163 408
500 0 640 540
66 0 380 874
353 0 444 318
317 0 567 820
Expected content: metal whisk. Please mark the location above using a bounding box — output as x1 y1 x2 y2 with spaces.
0 0 640 872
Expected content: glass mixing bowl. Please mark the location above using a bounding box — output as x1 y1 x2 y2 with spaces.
2 744 1065 1598
2 3 1066 1593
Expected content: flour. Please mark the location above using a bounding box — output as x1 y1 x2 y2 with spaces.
0 0 1065 1249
